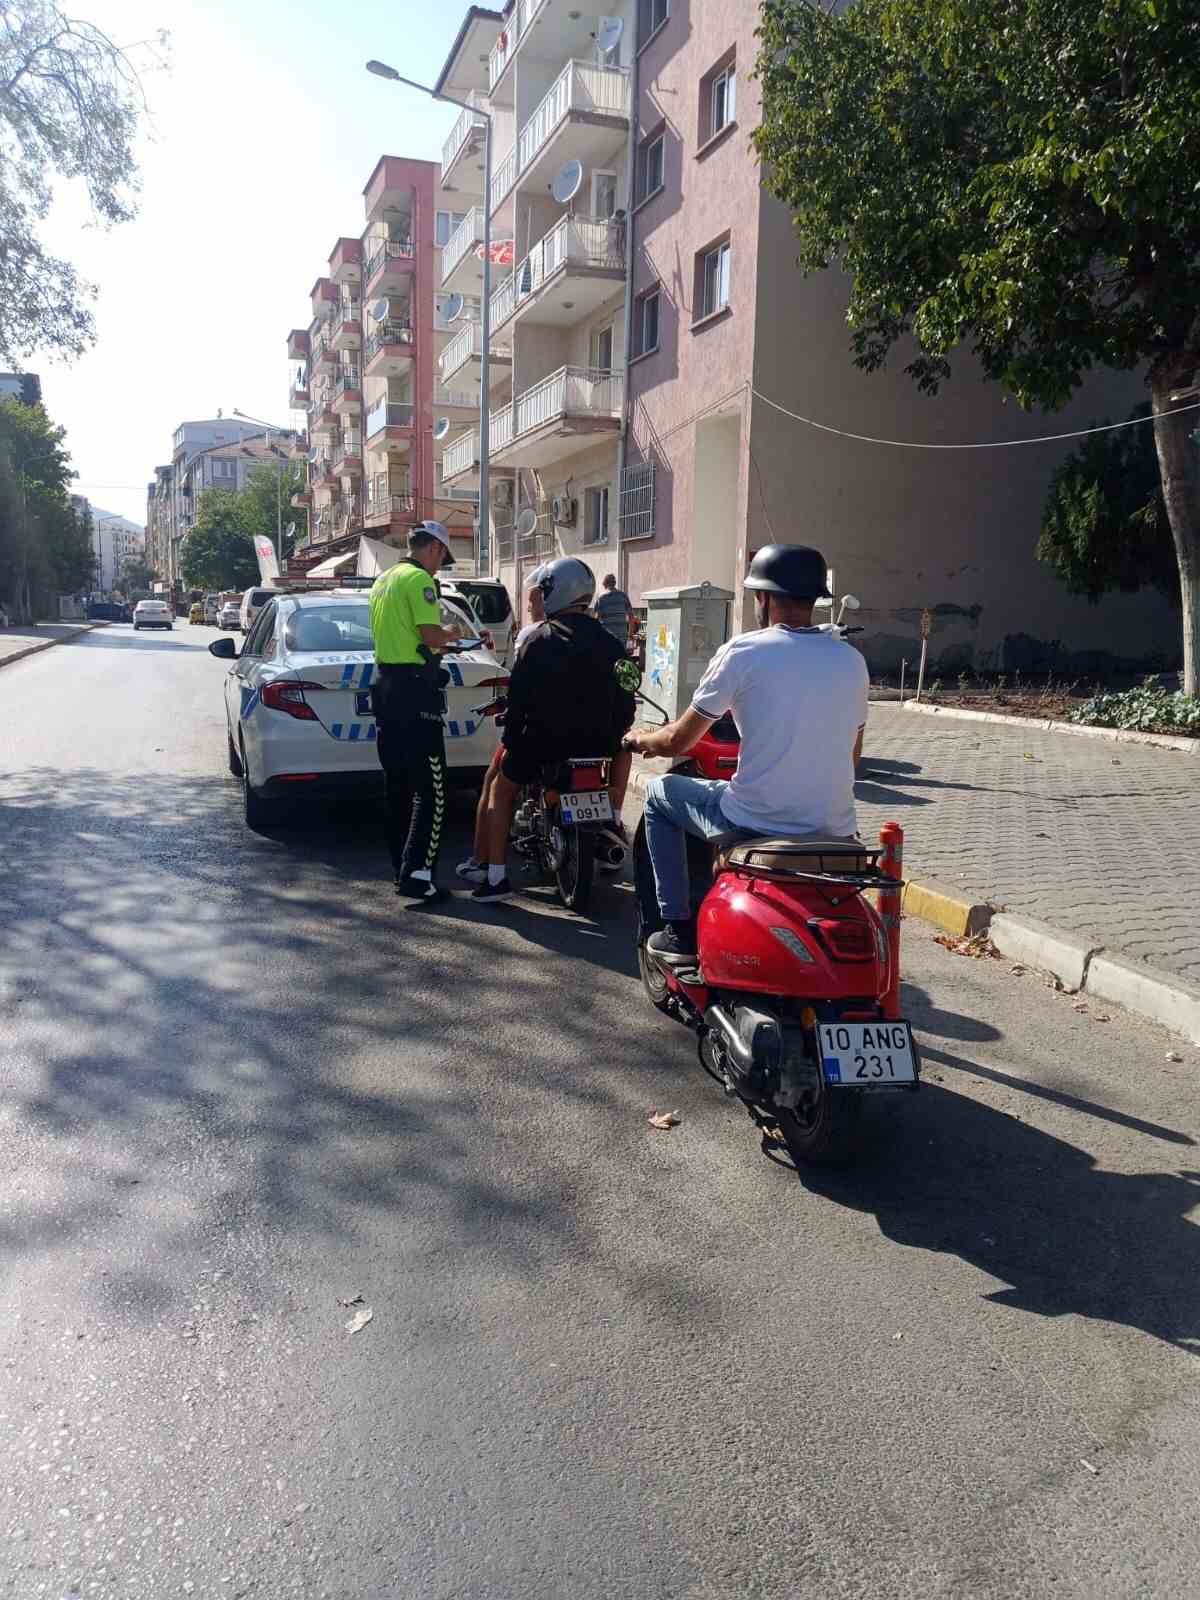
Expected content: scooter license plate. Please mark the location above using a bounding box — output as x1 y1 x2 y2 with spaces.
559 790 613 825
817 1022 917 1086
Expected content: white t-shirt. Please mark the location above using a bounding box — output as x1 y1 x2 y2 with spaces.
691 626 869 837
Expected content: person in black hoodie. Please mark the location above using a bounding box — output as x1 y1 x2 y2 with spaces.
472 557 636 903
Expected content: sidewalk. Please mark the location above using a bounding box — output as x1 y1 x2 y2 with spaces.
628 700 1200 1040
0 620 105 669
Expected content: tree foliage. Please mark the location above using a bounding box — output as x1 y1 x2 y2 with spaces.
0 1 162 365
755 0 1200 688
240 459 307 558
1038 406 1176 603
117 554 155 593
180 490 259 592
0 395 92 617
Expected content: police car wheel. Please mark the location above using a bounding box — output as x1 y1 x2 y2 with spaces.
227 731 242 777
240 738 276 832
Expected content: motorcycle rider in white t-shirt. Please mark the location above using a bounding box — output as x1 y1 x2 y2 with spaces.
623 545 869 958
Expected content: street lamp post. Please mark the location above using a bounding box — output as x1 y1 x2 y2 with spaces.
366 60 492 574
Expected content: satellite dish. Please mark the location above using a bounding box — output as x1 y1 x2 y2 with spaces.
596 15 623 56
307 448 319 463
515 508 538 538
551 159 584 206
432 417 452 442
446 292 465 324
371 298 390 322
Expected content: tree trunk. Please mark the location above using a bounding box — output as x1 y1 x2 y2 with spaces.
1151 375 1200 697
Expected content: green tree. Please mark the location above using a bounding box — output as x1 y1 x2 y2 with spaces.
179 490 259 591
117 554 156 594
0 396 90 618
755 0 1200 692
0 2 164 365
240 459 308 560
1038 404 1177 604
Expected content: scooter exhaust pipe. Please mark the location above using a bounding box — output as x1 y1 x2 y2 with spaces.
704 1004 784 1092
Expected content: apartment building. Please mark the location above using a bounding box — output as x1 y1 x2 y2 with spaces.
92 512 144 594
434 0 1170 673
286 158 482 578
0 372 43 407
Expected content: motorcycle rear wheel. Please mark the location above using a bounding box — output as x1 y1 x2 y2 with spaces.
773 1090 861 1166
554 825 595 912
637 932 673 1013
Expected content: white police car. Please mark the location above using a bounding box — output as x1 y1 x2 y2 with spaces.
209 588 503 829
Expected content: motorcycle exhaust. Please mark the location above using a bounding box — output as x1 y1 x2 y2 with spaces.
596 841 626 868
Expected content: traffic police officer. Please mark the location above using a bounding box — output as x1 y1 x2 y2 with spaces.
368 521 465 902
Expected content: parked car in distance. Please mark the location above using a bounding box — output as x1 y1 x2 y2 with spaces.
239 586 279 635
189 603 204 624
218 602 241 630
87 600 131 623
203 594 220 624
442 578 514 662
132 599 173 631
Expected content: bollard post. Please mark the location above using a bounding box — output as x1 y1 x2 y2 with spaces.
877 822 904 1020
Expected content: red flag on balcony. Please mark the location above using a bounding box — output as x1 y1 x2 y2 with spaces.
476 238 514 266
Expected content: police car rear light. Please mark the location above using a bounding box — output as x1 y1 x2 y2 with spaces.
261 680 321 720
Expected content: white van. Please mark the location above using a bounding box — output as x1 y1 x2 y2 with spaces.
239 586 280 635
442 578 515 662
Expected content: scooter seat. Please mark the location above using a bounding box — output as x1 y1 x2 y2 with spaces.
719 836 872 875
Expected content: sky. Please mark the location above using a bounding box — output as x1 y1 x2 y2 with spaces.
35 0 465 524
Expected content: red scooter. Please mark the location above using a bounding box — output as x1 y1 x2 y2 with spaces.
631 699 918 1164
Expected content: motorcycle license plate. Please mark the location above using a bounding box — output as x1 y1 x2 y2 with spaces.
559 790 613 825
817 1022 917 1086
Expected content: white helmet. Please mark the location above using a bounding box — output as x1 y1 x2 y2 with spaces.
537 556 595 616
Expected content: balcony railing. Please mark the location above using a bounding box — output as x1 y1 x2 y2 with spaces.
365 399 415 437
335 368 361 396
440 321 482 382
490 147 518 212
441 207 485 284
491 403 514 453
519 62 630 174
442 430 479 479
493 365 624 447
365 490 416 520
364 237 415 284
334 435 362 462
334 302 361 325
491 216 624 331
434 384 481 410
365 322 414 362
442 102 486 179
488 0 545 88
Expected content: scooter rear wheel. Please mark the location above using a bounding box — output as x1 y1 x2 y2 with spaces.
774 1090 861 1166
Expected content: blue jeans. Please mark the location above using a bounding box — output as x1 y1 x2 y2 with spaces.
643 776 756 922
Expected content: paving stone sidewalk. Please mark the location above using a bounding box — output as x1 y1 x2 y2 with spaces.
856 704 1200 985
0 621 100 668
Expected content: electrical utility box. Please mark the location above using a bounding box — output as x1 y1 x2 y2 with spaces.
641 583 734 721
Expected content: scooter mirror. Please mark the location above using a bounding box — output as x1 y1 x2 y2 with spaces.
841 594 861 610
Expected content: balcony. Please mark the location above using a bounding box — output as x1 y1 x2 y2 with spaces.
491 216 624 335
488 0 546 94
287 329 310 362
434 383 481 411
364 488 417 530
439 320 513 390
490 365 624 470
311 453 337 487
311 324 337 369
289 432 310 459
363 321 415 379
289 372 310 410
441 428 479 484
489 146 518 213
333 368 362 413
329 237 362 286
291 488 312 509
331 304 361 352
441 207 486 292
441 102 487 189
365 399 415 452
332 435 363 476
309 389 337 434
517 62 630 203
364 238 416 297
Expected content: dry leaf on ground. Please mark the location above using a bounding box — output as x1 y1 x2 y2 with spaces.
934 932 996 960
1092 1014 1112 1023
345 1306 373 1335
648 1110 682 1130
1166 1052 1184 1063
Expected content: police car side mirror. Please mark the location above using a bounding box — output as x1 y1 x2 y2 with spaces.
208 637 238 660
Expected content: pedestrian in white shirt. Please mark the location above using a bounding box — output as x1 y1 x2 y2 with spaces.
623 545 868 958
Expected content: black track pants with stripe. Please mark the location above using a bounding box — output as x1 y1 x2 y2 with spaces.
376 705 448 882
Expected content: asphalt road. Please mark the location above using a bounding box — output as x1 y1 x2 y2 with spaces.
3 624 1200 1600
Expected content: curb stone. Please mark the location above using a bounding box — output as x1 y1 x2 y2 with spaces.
989 912 1099 994
895 698 1198 754
0 620 107 670
1086 953 1200 1048
901 879 992 939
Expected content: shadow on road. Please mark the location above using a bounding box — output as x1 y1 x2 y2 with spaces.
83 631 197 652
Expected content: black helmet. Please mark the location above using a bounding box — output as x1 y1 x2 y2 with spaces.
744 545 831 600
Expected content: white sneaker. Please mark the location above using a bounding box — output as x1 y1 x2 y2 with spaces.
456 857 487 883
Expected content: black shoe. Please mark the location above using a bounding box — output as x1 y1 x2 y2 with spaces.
395 875 447 903
471 876 513 903
647 922 696 959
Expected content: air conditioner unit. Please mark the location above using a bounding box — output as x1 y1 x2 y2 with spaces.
552 495 577 526
494 479 514 509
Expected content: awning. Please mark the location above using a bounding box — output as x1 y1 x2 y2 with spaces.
356 536 405 578
304 549 358 579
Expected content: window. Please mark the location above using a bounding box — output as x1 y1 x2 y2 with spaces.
591 323 614 372
698 239 731 320
639 0 669 41
592 170 618 219
211 458 237 482
242 602 277 658
635 130 665 205
620 462 656 540
708 64 736 141
584 485 610 545
633 287 660 358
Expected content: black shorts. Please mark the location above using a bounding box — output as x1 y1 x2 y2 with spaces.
501 745 617 787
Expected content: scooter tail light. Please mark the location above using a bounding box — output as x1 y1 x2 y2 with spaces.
569 764 605 790
812 918 875 961
770 926 815 963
